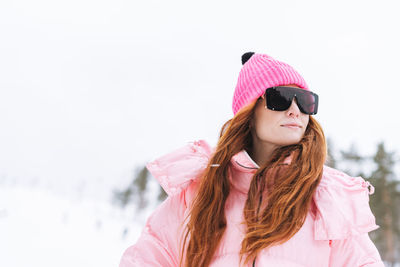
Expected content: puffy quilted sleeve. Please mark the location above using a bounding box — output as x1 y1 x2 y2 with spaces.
313 166 384 266
146 139 214 196
119 140 214 267
119 192 187 267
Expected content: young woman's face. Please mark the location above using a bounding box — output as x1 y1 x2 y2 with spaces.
251 85 310 148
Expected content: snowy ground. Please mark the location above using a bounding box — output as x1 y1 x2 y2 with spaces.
0 178 153 267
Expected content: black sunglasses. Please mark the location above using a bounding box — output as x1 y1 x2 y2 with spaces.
263 86 319 115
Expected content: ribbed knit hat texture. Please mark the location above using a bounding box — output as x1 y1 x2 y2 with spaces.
232 52 309 115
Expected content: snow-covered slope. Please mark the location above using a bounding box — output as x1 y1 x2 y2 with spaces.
0 179 149 267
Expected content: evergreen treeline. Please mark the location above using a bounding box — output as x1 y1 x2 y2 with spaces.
114 140 400 266
330 140 400 266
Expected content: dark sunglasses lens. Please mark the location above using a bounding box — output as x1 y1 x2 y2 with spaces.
266 87 319 115
295 91 318 114
266 88 292 111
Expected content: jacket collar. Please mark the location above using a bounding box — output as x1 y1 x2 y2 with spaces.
231 149 260 170
229 150 259 194
229 149 293 194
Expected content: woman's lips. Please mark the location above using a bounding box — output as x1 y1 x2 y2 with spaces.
281 124 302 129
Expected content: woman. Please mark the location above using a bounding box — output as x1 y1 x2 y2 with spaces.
120 52 384 266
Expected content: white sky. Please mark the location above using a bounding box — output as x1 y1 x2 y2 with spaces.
1 0 400 190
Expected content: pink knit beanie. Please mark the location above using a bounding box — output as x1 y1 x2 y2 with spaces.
232 52 309 115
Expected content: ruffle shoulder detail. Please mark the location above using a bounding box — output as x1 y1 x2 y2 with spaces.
146 140 214 197
313 165 379 241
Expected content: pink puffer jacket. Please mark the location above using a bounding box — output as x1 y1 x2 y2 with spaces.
119 140 384 267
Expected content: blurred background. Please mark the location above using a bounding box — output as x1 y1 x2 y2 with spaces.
0 0 399 266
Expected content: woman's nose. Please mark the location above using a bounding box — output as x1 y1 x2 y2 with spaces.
286 99 301 117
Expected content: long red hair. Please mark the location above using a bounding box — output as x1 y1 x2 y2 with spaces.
180 97 327 266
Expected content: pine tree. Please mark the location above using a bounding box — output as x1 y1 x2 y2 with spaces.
367 142 400 266
112 166 149 209
338 141 400 265
113 165 167 210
